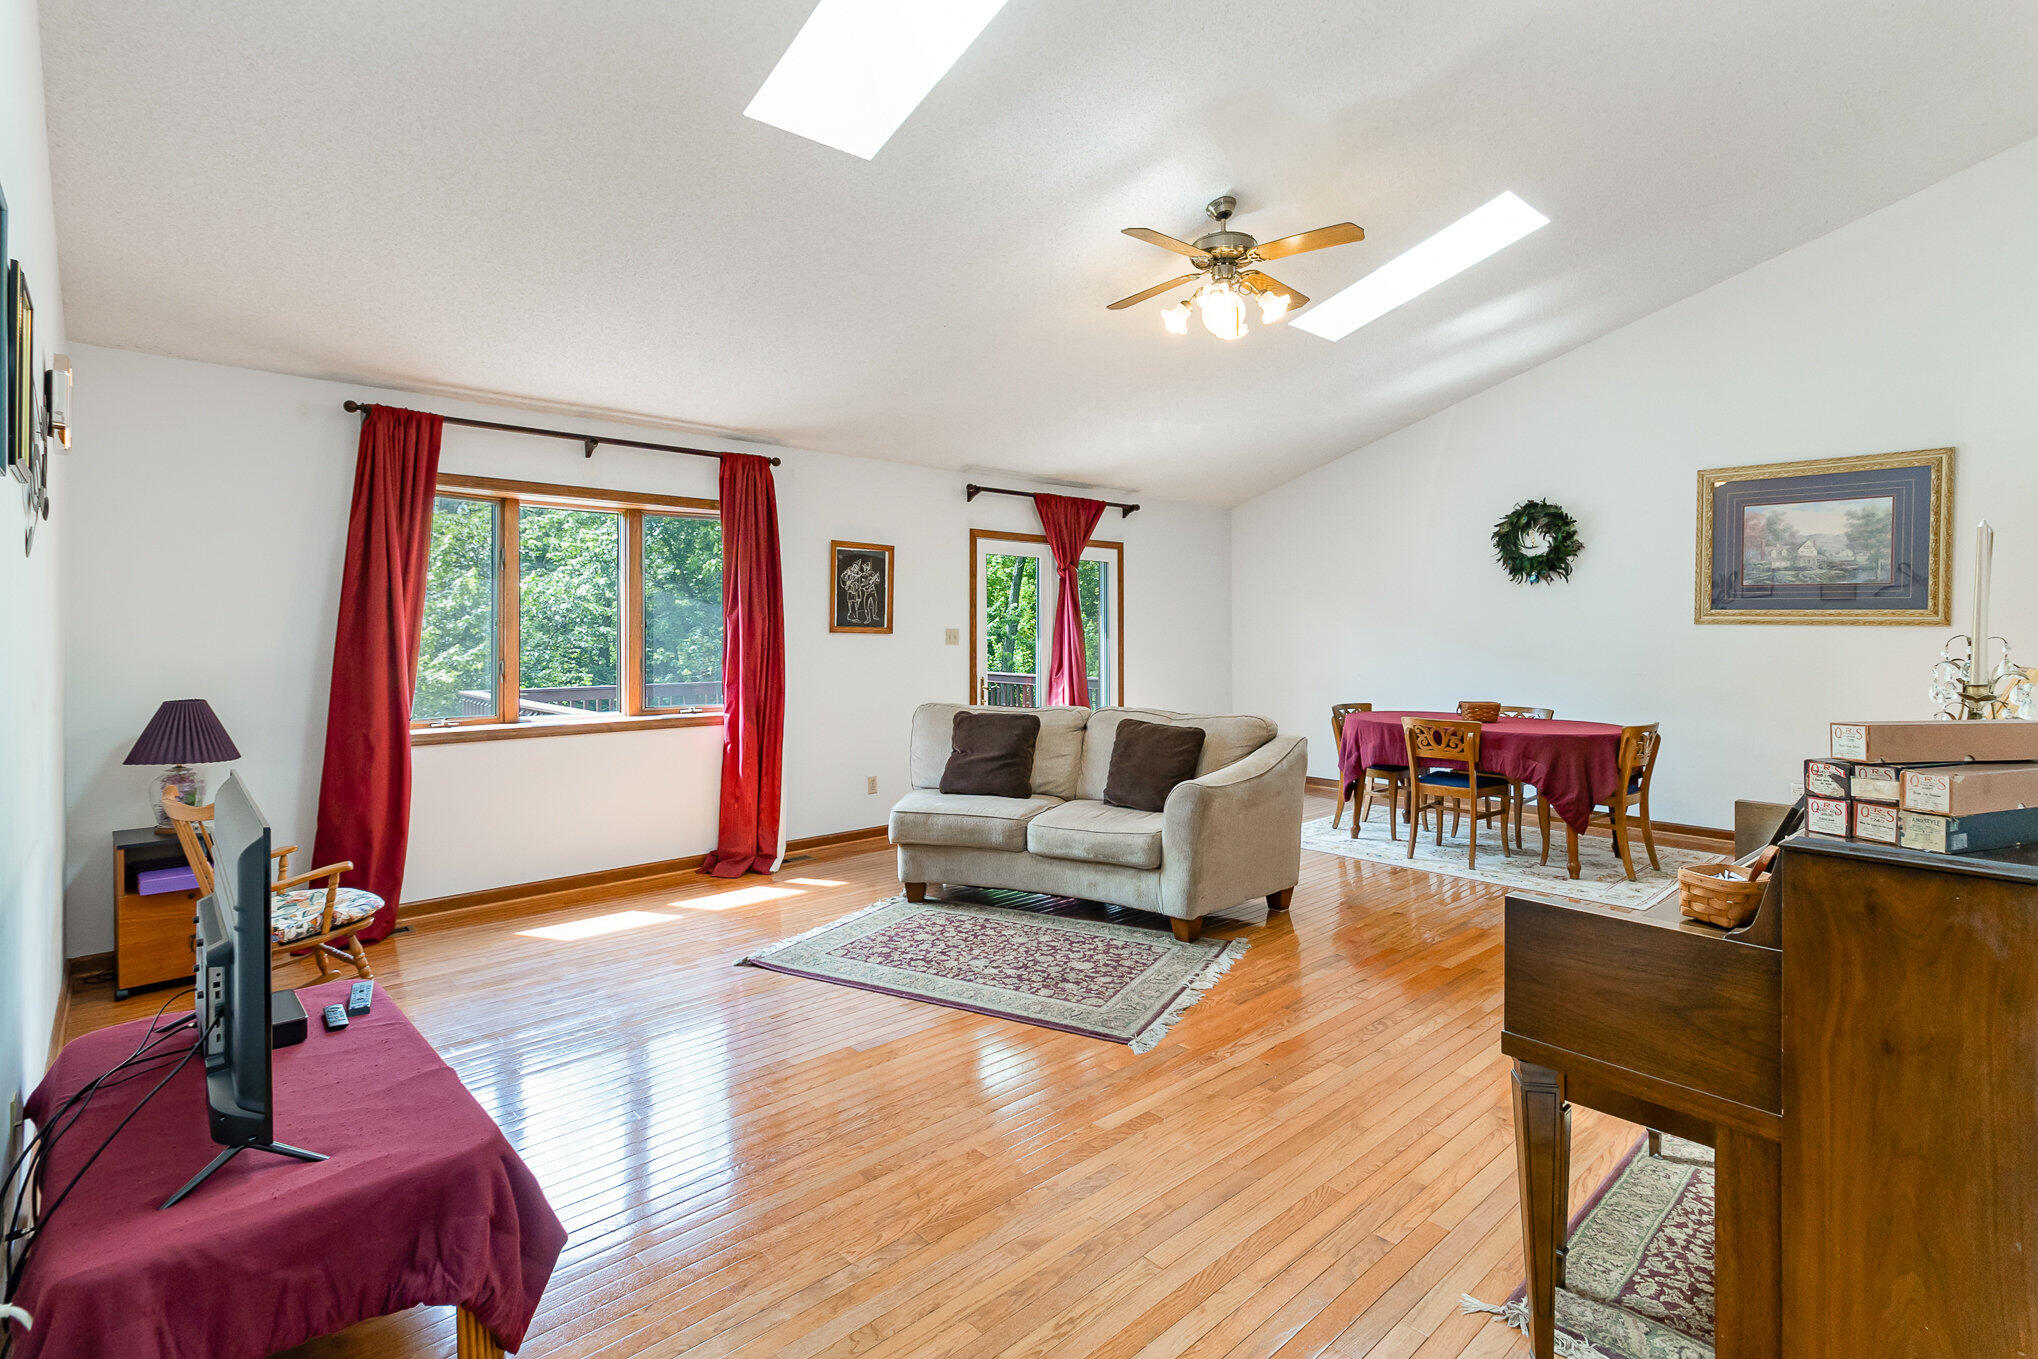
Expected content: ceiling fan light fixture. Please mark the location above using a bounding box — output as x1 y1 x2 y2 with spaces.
1257 290 1290 325
1199 284 1248 341
1161 301 1191 335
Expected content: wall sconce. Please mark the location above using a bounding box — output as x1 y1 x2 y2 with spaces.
45 355 71 448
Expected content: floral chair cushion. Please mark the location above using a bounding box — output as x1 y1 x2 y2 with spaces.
271 886 382 946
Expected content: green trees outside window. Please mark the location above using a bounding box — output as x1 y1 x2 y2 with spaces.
413 481 723 727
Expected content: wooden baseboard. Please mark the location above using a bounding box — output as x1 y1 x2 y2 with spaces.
48 961 79 1068
402 824 892 920
1305 775 1340 793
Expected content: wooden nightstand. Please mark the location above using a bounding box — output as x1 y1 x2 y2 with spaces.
113 827 199 999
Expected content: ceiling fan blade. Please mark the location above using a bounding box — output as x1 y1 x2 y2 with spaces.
1242 272 1308 311
1107 274 1199 310
1122 227 1206 258
1250 222 1365 261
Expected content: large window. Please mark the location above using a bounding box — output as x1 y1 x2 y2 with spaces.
970 529 1123 708
413 475 723 742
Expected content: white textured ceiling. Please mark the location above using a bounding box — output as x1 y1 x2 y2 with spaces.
39 1 2038 505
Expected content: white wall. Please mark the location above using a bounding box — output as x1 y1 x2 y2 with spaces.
1 0 68 1125
1233 135 2038 828
60 349 1233 953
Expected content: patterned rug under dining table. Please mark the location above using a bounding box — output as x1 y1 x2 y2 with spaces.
1338 708 1635 880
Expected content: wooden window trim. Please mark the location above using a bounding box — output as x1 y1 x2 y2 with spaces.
968 528 1126 708
412 711 724 746
413 474 722 742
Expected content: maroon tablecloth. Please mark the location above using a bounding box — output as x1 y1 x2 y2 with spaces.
1338 709 1624 832
13 980 564 1358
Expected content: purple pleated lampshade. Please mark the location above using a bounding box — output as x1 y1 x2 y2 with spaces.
123 699 241 766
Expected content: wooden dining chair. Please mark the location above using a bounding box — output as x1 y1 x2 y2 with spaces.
1333 702 1410 837
1330 702 1368 829
1402 717 1512 867
1493 705 1555 847
1538 723 1662 880
162 789 380 984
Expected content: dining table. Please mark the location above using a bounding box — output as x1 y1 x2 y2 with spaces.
1337 709 1628 879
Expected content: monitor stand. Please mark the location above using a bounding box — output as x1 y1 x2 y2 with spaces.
162 1140 327 1209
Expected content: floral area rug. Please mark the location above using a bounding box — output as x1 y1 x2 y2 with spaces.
1465 1137 1715 1359
1301 813 1716 909
737 896 1247 1053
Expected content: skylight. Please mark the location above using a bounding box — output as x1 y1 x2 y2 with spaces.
1293 192 1549 341
744 0 1010 160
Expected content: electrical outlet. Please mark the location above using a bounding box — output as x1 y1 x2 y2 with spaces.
867 775 879 795
944 628 960 646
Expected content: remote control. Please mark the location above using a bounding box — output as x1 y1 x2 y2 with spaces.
322 1004 349 1032
347 980 374 1016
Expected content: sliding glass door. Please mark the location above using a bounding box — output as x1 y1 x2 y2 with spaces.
972 531 1122 708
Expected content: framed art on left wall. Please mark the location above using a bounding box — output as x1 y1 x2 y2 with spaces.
7 259 33 486
830 540 894 634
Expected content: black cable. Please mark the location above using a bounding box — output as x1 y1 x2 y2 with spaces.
1 1013 216 1317
1 990 192 1240
0 989 198 1327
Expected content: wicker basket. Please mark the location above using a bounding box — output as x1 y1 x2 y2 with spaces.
1678 860 1767 929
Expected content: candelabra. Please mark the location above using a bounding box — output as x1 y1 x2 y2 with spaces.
1929 520 2035 719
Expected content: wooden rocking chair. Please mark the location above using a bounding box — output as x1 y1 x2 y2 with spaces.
162 789 378 984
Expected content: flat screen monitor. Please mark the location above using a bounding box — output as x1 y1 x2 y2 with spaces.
165 772 324 1208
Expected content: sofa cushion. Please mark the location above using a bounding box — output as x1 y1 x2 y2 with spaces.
1026 800 1165 870
940 710 1039 798
1078 708 1278 799
909 703 1090 799
1104 719 1206 812
889 790 1063 852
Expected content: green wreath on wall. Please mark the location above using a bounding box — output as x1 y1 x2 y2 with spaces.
1492 499 1583 584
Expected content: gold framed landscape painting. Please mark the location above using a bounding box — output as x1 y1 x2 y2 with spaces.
1694 448 1953 625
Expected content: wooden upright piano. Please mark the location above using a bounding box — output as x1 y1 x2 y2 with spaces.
1504 835 2038 1358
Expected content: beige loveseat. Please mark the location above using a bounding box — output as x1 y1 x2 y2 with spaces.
889 704 1307 940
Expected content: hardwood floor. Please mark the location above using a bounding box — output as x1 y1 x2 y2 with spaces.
62 794 1647 1358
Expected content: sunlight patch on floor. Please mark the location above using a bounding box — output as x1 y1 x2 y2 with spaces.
668 885 805 911
519 910 682 941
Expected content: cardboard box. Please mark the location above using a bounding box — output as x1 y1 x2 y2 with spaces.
1850 764 1931 805
1804 758 1853 800
1898 806 2038 855
1806 795 1850 838
1830 719 2038 764
1902 762 2038 816
1852 801 1900 844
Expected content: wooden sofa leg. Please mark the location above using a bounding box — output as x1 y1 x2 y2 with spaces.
903 882 928 903
1266 887 1293 912
1170 917 1202 943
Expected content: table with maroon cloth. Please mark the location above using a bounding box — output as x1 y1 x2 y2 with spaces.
1337 709 1625 879
12 980 564 1359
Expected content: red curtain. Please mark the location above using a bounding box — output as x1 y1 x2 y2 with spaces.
1034 493 1107 707
311 406 444 941
701 453 786 877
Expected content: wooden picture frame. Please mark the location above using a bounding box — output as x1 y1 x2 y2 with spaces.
5 259 28 485
1695 448 1953 625
0 180 10 482
830 540 894 634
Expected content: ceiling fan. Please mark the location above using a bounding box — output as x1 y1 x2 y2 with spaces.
1110 195 1364 339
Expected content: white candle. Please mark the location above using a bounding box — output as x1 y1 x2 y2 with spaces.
1972 520 1994 672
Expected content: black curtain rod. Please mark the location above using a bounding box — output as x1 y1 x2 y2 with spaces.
341 400 781 466
965 482 1139 517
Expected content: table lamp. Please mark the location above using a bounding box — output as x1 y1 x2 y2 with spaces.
124 699 241 831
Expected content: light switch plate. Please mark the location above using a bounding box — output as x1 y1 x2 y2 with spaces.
944 628 960 646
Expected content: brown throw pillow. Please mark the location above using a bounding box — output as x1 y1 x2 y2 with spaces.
1104 719 1207 812
940 711 1040 798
